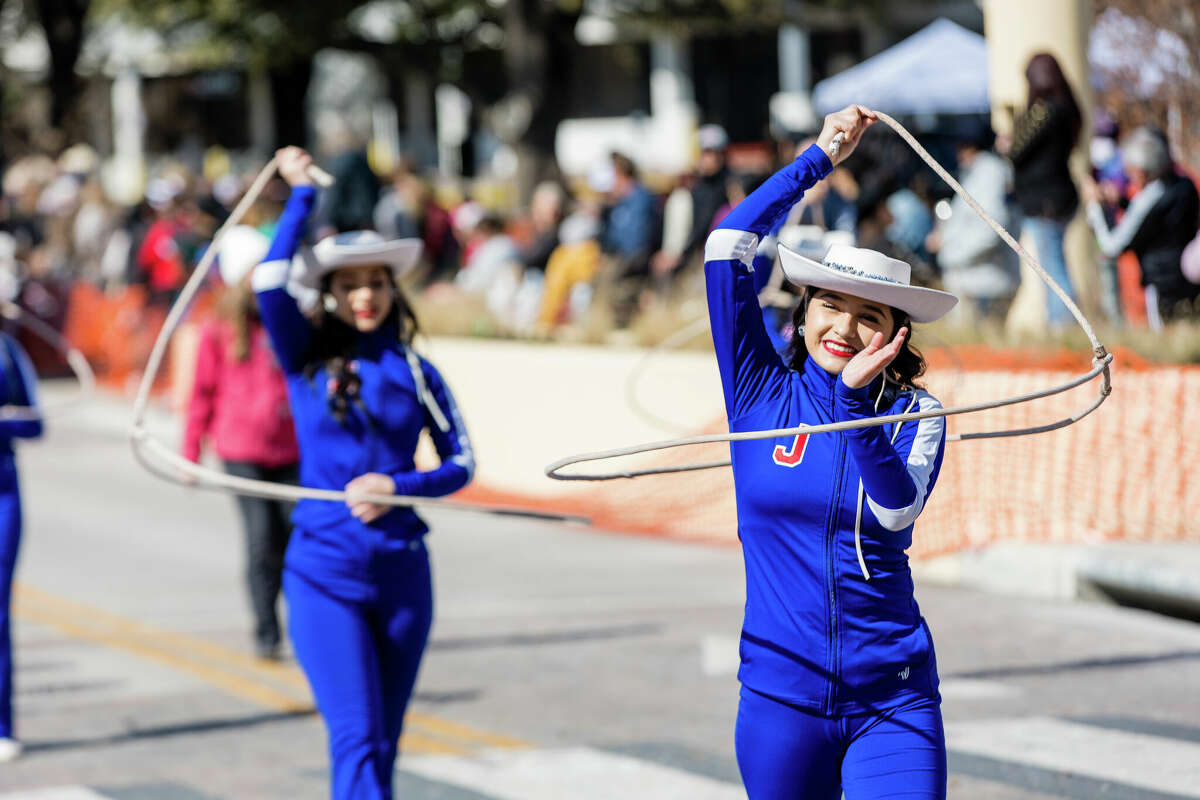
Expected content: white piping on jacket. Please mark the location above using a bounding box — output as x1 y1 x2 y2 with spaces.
854 387 918 581
404 347 452 434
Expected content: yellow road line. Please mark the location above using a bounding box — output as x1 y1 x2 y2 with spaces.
16 584 306 688
15 599 311 714
400 731 471 756
13 582 532 753
407 712 531 749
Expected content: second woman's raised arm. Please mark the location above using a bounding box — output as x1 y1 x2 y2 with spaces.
253 148 319 374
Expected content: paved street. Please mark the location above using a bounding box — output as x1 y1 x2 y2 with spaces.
0 395 1198 799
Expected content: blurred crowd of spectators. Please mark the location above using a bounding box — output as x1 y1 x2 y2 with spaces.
2 63 1199 362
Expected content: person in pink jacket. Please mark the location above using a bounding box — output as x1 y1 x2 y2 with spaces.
183 226 300 660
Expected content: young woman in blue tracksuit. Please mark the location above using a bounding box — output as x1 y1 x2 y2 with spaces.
255 147 474 799
704 105 959 799
0 332 44 761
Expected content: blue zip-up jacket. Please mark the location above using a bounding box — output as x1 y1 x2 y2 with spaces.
0 333 43 452
253 187 474 597
706 144 946 716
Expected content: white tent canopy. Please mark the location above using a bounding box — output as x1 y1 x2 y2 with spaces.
812 18 989 116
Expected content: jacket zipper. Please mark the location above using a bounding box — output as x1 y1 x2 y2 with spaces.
823 391 846 716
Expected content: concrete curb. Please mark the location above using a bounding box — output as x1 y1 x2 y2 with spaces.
913 542 1200 622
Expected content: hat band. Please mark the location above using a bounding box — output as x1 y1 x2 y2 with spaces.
824 260 903 285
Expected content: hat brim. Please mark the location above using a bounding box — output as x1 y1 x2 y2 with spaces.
295 239 424 288
778 243 957 323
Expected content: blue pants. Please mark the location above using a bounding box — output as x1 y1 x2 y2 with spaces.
735 686 946 800
1022 216 1075 329
284 540 433 800
0 460 20 740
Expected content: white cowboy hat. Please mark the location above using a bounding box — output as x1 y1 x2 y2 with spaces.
217 226 270 286
294 230 423 289
778 242 958 323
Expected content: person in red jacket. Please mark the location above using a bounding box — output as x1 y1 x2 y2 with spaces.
183 225 300 660
137 179 190 307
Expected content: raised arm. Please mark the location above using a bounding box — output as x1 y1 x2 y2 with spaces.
253 147 318 374
390 358 474 498
706 105 875 420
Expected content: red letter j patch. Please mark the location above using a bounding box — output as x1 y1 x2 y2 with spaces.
772 433 809 467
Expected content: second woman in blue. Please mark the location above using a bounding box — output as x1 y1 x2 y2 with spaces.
705 106 959 799
255 147 474 799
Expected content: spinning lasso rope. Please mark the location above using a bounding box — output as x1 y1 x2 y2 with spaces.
548 110 1113 481
625 313 969 438
129 159 586 523
0 299 95 421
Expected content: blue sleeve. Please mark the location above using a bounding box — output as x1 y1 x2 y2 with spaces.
749 221 785 294
391 360 474 498
0 337 43 439
835 380 946 532
253 186 317 374
705 145 832 420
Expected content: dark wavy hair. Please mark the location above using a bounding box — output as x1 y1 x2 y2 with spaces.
784 287 927 398
303 270 419 427
1025 52 1082 146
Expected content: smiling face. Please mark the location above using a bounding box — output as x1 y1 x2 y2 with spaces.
803 289 896 375
327 264 395 333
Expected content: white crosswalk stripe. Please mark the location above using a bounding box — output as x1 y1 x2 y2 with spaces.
937 678 1022 700
0 789 111 800
401 746 744 800
947 716 1200 798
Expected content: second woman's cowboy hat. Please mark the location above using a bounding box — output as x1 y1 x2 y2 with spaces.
778 242 958 322
294 230 424 289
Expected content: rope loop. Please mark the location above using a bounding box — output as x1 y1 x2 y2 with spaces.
127 159 583 523
545 109 1114 482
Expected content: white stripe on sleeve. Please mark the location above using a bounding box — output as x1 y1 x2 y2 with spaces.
1087 179 1165 258
437 375 475 483
251 258 291 291
705 229 759 268
867 391 944 531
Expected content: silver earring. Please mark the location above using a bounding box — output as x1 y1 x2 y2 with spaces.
323 294 338 313
797 325 805 336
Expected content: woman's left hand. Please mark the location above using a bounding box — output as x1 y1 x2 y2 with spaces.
345 472 397 523
840 327 908 390
816 105 877 166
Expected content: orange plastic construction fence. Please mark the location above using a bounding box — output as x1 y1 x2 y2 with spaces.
460 353 1198 558
62 283 214 395
58 282 1197 558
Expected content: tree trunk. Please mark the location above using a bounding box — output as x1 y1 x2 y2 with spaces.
498 0 578 204
36 0 89 137
269 56 315 149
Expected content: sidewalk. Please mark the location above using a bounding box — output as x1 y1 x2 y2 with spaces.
913 541 1200 621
